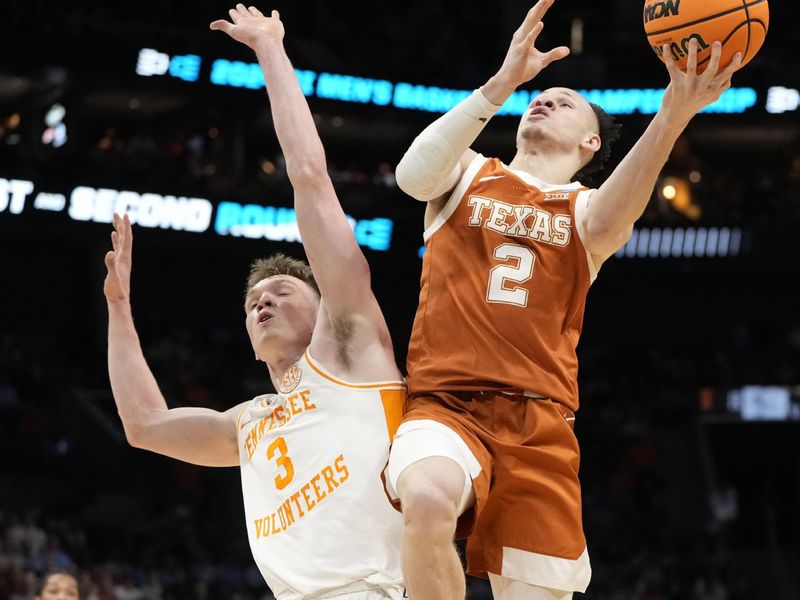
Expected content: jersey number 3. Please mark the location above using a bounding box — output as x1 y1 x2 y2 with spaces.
266 437 295 490
486 244 535 307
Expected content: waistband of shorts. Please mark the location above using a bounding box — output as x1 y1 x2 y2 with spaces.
314 580 404 598
410 389 549 401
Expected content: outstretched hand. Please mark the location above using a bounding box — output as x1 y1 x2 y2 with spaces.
496 0 570 87
210 4 284 50
104 213 133 303
661 39 742 124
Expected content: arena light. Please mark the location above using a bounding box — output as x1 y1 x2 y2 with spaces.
766 86 800 114
42 103 67 148
570 18 584 55
657 176 700 219
614 227 744 259
726 386 799 421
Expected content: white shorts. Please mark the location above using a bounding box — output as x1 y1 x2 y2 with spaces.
385 419 481 514
318 584 406 599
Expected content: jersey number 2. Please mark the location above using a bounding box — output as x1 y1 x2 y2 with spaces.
486 244 535 307
266 437 295 490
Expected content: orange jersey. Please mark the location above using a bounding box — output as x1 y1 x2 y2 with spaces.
406 154 598 411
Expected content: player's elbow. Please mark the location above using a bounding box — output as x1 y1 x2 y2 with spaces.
395 136 461 202
123 422 147 449
395 160 441 202
119 411 159 450
286 157 328 187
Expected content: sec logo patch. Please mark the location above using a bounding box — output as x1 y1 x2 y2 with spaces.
279 364 302 393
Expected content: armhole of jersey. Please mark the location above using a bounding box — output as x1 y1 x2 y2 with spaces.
422 153 488 242
236 402 249 433
303 350 406 391
574 189 601 284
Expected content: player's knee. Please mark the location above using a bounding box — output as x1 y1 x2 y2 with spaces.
398 479 460 535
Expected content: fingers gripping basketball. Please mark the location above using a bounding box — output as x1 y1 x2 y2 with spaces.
644 0 769 74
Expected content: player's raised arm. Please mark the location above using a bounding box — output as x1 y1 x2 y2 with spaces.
395 0 569 203
578 40 742 259
104 214 241 467
211 6 374 316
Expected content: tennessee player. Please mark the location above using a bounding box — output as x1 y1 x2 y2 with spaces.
104 6 405 599
386 0 742 599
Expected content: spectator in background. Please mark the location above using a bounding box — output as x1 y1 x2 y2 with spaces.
34 572 79 600
8 512 47 562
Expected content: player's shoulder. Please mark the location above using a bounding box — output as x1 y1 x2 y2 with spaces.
229 398 257 430
303 346 404 391
460 148 479 169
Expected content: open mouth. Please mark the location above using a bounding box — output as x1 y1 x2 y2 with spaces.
258 313 273 326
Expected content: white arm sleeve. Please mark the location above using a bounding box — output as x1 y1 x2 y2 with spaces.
395 89 502 202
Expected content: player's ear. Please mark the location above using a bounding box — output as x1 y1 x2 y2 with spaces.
581 133 601 154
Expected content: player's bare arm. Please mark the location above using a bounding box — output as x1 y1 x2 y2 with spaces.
395 0 568 215
579 40 742 259
211 6 397 380
105 214 242 467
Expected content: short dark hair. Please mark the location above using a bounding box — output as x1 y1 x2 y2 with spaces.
573 102 622 183
245 254 319 296
35 572 79 597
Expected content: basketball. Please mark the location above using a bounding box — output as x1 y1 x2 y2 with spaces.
643 0 769 73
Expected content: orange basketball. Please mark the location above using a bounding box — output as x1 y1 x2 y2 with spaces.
643 0 769 74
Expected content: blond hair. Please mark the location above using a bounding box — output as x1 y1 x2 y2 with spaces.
245 254 319 296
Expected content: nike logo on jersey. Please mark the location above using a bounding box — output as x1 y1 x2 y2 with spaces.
478 175 505 182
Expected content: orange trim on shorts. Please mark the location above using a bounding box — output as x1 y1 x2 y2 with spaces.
303 350 406 390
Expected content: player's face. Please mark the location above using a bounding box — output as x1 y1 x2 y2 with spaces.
517 87 598 150
244 276 320 358
35 574 79 600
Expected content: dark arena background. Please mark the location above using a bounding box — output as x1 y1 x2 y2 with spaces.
1 1 799 598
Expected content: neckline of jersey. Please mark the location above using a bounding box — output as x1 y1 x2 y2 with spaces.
500 161 584 192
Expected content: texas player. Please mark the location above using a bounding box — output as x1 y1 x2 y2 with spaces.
385 0 742 599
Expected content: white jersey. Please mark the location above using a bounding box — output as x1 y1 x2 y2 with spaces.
237 349 405 600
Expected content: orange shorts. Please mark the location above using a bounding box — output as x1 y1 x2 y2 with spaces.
400 390 591 592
